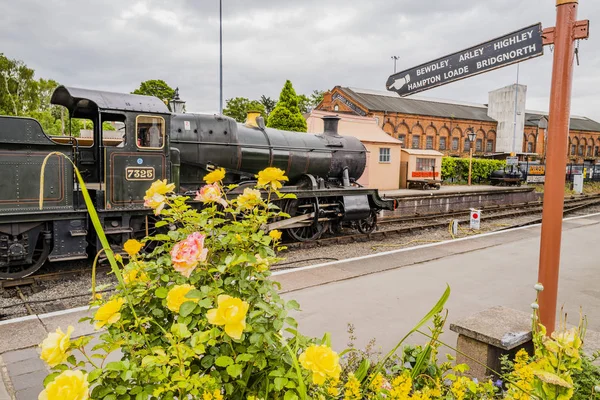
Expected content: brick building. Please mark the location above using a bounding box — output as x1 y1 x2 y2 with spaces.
316 86 600 164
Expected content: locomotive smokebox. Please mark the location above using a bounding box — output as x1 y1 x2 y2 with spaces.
322 115 341 137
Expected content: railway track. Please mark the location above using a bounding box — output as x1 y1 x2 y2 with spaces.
2 194 600 320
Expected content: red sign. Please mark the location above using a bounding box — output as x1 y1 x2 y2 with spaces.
411 171 440 178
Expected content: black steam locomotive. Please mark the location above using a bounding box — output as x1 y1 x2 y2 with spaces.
0 86 394 279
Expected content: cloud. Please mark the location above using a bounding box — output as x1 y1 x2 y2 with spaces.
1 0 598 121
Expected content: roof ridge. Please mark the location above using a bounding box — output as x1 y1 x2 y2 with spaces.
345 87 488 109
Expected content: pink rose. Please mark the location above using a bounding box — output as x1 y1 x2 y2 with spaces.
195 183 228 207
170 232 208 277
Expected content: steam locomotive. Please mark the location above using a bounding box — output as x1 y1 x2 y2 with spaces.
0 86 394 279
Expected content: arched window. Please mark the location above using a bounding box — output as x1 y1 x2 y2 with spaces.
438 127 450 151
411 124 424 149
464 137 471 151
398 134 406 147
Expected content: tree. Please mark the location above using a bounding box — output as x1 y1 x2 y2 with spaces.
0 53 39 116
223 97 266 123
267 80 307 132
259 95 276 117
310 90 325 107
297 94 311 114
132 80 175 104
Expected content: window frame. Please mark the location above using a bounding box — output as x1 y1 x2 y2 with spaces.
439 137 447 151
411 135 420 149
475 138 483 152
486 140 494 152
135 114 166 150
379 147 391 163
451 137 459 151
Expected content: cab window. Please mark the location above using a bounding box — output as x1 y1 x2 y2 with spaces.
136 115 165 149
101 113 126 147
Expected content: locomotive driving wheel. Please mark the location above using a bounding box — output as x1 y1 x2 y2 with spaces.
0 235 50 280
357 209 378 234
284 198 326 242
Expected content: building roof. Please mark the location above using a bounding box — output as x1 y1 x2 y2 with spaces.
338 87 600 133
400 148 444 156
524 111 600 132
307 110 402 145
342 87 496 123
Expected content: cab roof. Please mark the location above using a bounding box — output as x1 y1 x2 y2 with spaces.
51 86 170 118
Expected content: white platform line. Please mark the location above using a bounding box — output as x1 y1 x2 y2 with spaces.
272 211 600 277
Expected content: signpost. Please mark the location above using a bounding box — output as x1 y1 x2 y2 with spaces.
386 24 544 96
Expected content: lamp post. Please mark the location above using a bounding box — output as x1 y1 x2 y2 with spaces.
391 56 399 73
169 88 186 114
467 129 476 185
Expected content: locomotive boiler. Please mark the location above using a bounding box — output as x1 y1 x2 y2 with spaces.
0 86 394 279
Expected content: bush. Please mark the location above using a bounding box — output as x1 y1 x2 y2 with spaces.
37 159 597 400
441 157 506 182
267 80 307 132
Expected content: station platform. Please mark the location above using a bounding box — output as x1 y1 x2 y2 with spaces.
379 184 541 217
1 212 599 399
380 184 534 198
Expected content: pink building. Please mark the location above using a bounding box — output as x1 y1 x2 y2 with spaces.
307 110 402 190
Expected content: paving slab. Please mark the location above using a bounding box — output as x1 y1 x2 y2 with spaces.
0 319 47 354
39 307 96 338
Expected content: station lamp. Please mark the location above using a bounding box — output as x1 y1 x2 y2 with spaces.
169 87 186 114
467 129 476 186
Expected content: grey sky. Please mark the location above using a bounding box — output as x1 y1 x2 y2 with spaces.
1 0 598 120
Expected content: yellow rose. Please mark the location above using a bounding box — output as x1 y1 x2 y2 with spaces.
299 344 341 385
255 167 288 190
237 188 262 209
166 284 199 313
123 239 143 257
204 168 226 184
145 179 175 197
39 326 74 367
123 264 149 285
206 295 249 340
93 297 125 329
269 230 282 241
38 370 89 400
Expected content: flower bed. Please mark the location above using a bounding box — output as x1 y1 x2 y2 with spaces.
36 164 599 399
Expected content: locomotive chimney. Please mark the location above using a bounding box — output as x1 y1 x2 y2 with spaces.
245 111 261 128
322 115 341 136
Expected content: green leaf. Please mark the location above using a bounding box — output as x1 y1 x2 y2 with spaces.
155 287 168 298
355 358 370 382
285 300 300 311
274 377 288 391
171 323 191 339
67 355 77 365
215 356 234 367
284 390 299 400
179 301 197 317
154 220 169 228
105 361 125 371
185 289 203 299
43 372 60 387
88 368 103 382
226 364 243 377
116 386 127 395
236 353 254 363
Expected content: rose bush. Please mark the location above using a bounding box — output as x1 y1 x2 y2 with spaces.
37 163 598 400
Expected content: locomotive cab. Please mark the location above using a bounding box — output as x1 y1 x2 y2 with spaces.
50 86 172 210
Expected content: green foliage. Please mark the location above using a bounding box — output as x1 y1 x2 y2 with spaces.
572 353 600 400
223 97 266 123
260 95 277 117
297 94 311 114
267 80 307 132
310 90 325 107
0 53 41 116
441 156 506 182
132 79 175 104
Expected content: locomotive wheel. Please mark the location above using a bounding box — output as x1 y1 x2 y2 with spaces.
358 210 378 234
0 238 50 280
285 198 326 242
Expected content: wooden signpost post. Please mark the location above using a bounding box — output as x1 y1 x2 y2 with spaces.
386 2 589 333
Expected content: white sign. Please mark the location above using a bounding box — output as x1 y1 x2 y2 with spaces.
470 209 481 230
184 120 191 131
573 174 584 194
506 157 518 166
526 175 545 183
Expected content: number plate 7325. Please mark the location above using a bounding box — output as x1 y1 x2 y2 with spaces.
126 167 155 181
